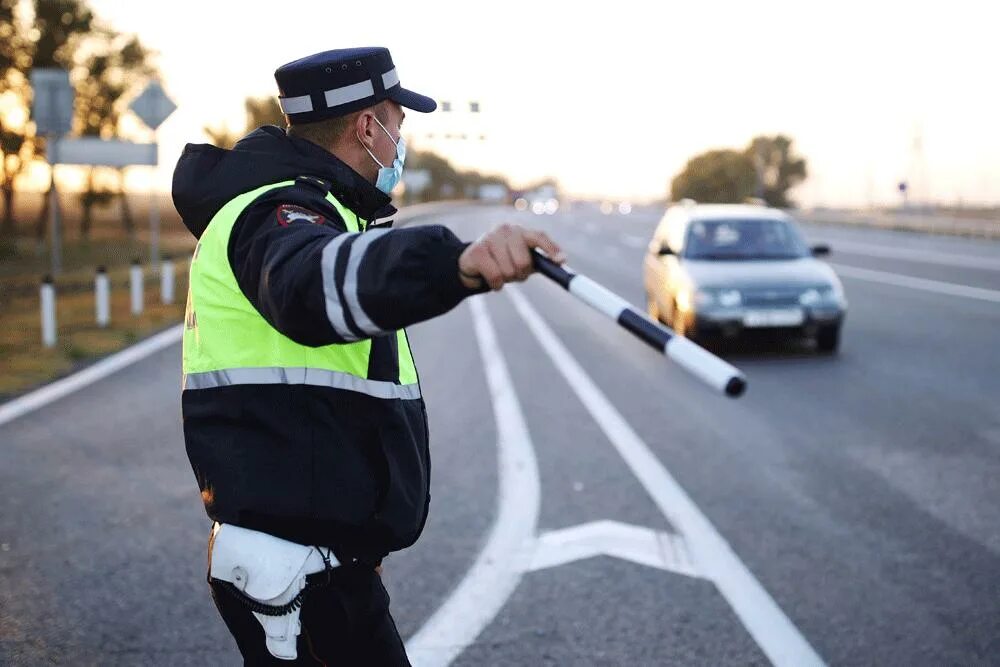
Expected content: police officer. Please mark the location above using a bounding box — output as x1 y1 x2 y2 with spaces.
172 46 564 664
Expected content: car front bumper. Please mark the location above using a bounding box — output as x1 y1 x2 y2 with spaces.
679 305 845 339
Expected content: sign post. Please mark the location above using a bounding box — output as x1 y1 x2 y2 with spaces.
128 81 177 274
30 69 74 278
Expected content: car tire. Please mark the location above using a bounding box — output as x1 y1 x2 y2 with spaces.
816 325 840 353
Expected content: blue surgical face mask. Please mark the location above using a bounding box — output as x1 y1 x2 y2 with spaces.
359 116 406 195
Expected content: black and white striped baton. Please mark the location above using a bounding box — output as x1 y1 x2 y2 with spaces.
531 250 747 398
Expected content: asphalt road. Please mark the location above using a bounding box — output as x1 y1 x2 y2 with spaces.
1 203 998 666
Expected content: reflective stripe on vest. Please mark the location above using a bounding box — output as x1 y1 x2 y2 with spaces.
182 180 419 399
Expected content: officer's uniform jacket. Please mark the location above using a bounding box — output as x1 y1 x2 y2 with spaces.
173 126 476 562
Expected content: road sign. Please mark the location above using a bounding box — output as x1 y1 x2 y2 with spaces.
53 138 158 167
129 81 177 130
30 69 74 136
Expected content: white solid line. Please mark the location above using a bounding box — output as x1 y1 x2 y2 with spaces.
506 286 826 667
831 263 1000 304
0 324 184 428
405 297 541 667
822 240 1000 271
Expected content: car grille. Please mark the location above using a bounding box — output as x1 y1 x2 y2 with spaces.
740 288 803 308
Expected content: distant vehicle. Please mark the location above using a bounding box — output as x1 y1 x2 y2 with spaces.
515 184 560 215
643 203 847 352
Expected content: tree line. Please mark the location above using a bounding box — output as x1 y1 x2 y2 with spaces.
0 0 156 244
670 135 807 208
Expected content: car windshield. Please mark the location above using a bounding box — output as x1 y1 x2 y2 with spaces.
683 218 808 260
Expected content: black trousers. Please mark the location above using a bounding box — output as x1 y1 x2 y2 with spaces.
209 562 411 666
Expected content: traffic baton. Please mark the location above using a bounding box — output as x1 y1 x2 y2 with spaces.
531 250 747 398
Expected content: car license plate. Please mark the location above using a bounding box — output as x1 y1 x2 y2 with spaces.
743 308 804 328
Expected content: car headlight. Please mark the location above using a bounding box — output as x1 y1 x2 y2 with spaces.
800 286 842 306
718 289 742 308
799 288 821 306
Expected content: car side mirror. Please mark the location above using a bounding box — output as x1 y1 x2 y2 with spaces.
657 243 675 256
811 244 831 257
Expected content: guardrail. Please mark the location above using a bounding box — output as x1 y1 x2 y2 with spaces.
794 209 1000 239
36 257 183 348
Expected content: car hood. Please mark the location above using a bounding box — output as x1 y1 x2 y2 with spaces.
681 257 840 289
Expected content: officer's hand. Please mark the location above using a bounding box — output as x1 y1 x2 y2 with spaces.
458 224 566 291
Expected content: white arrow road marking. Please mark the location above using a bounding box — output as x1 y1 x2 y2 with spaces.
526 520 701 579
406 297 541 667
409 288 826 667
506 285 826 667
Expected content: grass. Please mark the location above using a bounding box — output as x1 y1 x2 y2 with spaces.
1 194 195 401
0 261 190 400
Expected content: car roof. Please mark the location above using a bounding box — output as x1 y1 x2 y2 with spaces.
678 204 794 223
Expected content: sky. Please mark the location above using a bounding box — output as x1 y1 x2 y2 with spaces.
83 0 998 207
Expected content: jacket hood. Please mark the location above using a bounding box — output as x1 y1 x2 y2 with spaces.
171 125 395 239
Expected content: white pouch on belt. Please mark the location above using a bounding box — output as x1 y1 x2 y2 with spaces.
208 522 337 660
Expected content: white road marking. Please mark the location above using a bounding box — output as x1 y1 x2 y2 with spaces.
405 297 541 667
0 324 183 427
831 263 1000 304
527 520 700 578
820 239 1000 271
506 285 826 667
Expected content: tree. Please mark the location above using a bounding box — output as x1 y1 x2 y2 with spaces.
670 149 756 204
0 1 156 242
0 0 96 240
2 0 94 237
670 135 808 207
747 135 807 208
29 0 95 240
73 29 155 238
204 95 284 149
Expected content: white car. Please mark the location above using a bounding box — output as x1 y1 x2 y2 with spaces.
643 203 847 352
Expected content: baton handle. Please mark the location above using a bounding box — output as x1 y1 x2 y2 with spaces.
531 250 747 398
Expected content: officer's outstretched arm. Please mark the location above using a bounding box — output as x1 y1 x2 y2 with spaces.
229 193 476 346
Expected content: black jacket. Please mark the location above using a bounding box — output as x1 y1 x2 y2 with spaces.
174 126 475 561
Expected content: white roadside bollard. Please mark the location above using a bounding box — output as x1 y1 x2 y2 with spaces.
130 259 144 316
161 257 175 305
95 266 110 328
40 275 57 348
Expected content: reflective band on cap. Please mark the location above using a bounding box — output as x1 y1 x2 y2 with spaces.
183 367 421 399
325 80 375 108
281 69 400 115
278 95 313 114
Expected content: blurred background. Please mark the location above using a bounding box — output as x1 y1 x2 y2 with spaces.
2 0 998 395
1 2 999 665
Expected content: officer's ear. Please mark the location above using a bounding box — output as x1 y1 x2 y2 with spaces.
355 110 378 148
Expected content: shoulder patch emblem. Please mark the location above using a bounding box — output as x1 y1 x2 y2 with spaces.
277 204 326 227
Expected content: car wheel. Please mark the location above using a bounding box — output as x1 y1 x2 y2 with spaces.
816 325 840 353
